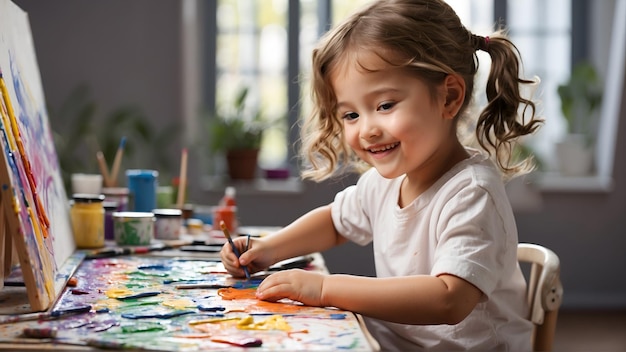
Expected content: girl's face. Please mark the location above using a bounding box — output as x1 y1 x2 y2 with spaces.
331 53 461 180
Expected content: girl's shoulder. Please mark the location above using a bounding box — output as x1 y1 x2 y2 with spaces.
429 148 504 197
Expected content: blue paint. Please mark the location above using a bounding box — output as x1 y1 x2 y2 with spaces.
121 310 195 319
197 305 226 312
250 312 295 316
329 313 347 320
137 264 171 270
163 279 203 284
116 291 161 300
196 312 225 318
232 278 263 289
50 305 92 317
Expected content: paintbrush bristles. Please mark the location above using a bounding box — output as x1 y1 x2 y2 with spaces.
220 220 232 241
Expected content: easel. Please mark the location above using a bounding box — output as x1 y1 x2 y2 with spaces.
0 0 79 313
0 85 54 312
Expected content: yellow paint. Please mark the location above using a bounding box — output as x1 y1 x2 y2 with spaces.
162 298 195 310
70 198 105 248
0 77 17 150
29 207 55 299
105 288 133 298
237 314 292 331
188 317 241 326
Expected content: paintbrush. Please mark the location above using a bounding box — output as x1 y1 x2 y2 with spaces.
85 243 171 259
175 148 188 209
0 305 92 325
96 151 112 187
220 221 250 279
109 136 126 186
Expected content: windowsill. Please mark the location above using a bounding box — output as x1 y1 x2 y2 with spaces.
201 175 305 195
531 172 614 193
202 171 614 196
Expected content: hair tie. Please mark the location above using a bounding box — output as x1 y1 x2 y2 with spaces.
472 34 490 52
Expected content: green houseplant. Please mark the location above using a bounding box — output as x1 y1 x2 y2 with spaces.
555 61 603 176
207 87 264 179
557 61 603 142
53 84 181 192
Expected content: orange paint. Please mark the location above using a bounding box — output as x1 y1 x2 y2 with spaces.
217 288 256 300
67 277 78 287
216 287 319 314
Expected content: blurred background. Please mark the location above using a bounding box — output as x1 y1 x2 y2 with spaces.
11 0 626 315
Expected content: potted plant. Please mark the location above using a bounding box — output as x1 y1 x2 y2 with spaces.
207 87 264 180
555 61 603 176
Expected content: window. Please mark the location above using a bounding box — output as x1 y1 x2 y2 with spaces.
214 0 289 172
501 0 572 169
193 0 621 191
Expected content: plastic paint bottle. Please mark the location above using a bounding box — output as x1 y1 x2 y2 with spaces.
214 187 237 232
70 193 105 249
219 186 237 206
126 169 159 212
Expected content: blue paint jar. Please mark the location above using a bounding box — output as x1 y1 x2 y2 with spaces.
126 169 158 212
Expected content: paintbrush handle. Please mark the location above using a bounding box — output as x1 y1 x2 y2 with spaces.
96 151 112 187
110 137 126 186
220 221 250 279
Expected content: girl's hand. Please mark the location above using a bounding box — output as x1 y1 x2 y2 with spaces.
220 237 273 277
256 269 327 307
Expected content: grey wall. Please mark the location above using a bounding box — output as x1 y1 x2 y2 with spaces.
12 0 626 309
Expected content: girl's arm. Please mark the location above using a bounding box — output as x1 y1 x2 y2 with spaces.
254 204 347 264
257 271 483 325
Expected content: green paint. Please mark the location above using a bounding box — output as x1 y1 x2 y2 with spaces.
121 322 165 333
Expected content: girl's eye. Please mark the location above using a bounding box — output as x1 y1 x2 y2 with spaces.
343 112 359 121
378 102 395 111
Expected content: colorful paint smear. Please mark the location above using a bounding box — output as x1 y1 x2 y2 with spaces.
0 256 375 351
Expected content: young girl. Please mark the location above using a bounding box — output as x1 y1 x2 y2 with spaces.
221 0 543 350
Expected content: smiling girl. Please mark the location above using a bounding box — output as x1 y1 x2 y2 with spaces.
221 0 543 350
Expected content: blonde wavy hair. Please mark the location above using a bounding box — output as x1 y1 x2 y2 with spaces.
298 0 543 182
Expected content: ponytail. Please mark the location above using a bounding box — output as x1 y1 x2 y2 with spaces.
473 32 543 179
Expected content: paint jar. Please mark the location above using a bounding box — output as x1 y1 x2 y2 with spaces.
153 208 183 240
103 201 118 241
113 211 155 246
71 173 103 195
102 187 130 212
212 205 237 233
126 169 158 212
186 218 205 235
70 193 105 249
156 186 174 208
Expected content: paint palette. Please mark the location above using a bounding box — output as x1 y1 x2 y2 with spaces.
0 256 377 350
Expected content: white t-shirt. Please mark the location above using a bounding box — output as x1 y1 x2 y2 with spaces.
331 149 532 351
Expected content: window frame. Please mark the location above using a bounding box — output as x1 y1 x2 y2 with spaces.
192 0 623 193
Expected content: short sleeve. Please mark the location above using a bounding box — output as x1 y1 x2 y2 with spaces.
331 170 378 246
430 183 513 298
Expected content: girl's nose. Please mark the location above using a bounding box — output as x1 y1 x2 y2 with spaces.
360 116 382 140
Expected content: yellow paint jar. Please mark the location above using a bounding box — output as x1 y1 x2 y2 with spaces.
70 193 105 249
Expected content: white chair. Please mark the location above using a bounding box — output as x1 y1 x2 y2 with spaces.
517 243 564 351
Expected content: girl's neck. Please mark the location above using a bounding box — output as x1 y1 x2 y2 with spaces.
398 141 469 208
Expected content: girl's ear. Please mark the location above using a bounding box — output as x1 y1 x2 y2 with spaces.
442 74 465 119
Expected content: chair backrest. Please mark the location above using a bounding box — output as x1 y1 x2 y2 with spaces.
517 243 563 351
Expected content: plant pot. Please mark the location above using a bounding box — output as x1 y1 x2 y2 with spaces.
226 149 259 180
554 134 593 176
